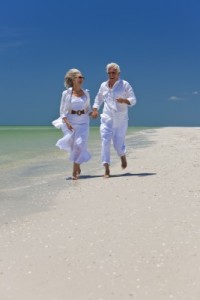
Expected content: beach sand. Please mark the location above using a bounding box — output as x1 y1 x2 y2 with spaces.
1 127 200 300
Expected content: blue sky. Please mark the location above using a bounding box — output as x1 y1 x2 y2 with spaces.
0 0 199 126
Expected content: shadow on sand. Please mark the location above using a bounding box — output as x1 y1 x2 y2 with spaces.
67 172 157 180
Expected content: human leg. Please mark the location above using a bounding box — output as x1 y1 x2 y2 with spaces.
100 119 112 177
70 124 91 164
70 124 90 179
120 155 127 169
103 163 110 178
72 162 81 180
113 120 128 169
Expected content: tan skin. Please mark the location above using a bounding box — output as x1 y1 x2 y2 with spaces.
91 67 129 178
62 73 88 180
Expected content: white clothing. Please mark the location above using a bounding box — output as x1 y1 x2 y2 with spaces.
52 88 92 164
52 87 92 128
93 79 136 119
93 79 137 165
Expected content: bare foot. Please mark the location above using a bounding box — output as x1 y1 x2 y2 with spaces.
103 163 110 178
121 155 127 169
103 174 110 178
72 163 81 180
77 167 81 178
72 173 78 180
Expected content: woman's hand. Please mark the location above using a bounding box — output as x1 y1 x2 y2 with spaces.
63 117 73 131
66 121 73 131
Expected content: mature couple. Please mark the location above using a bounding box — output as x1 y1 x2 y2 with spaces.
52 62 137 180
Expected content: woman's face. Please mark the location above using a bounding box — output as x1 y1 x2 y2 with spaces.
73 73 85 85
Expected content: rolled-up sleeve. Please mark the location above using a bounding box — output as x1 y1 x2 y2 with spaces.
93 84 104 110
85 90 93 114
125 82 137 107
60 91 68 118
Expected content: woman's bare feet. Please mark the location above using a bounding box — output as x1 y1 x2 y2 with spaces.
72 172 78 180
121 155 127 169
77 167 81 178
72 163 81 180
103 163 110 178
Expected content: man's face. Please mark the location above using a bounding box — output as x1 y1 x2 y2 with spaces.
107 68 119 81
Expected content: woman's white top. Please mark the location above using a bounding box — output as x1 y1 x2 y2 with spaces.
52 87 92 128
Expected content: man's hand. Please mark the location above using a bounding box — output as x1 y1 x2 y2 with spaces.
91 109 99 119
116 98 130 105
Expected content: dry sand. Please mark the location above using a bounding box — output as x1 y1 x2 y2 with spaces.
1 127 200 300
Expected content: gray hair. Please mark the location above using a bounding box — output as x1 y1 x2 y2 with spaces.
64 68 81 88
106 62 120 73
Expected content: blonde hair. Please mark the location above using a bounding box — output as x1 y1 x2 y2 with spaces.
64 68 81 88
106 62 120 73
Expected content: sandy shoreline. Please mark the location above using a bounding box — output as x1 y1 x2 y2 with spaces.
1 127 200 300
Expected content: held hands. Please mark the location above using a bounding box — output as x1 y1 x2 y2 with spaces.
91 109 99 119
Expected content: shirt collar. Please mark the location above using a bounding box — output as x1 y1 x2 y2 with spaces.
106 78 121 88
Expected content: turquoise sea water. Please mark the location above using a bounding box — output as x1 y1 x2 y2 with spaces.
0 126 154 223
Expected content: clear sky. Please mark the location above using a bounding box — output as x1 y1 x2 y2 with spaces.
0 0 199 126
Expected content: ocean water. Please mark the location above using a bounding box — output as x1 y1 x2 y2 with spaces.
0 126 154 223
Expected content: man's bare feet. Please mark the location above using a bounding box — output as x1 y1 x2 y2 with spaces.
103 163 110 178
121 155 127 169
